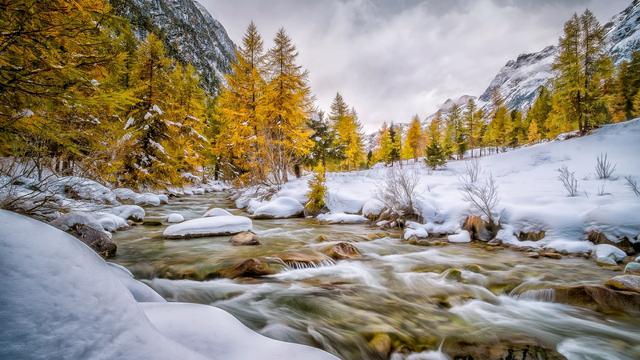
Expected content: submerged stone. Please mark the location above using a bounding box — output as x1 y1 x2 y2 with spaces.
322 242 360 260
606 275 640 293
230 231 260 246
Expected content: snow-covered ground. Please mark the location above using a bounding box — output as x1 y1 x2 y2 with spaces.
236 119 640 256
0 210 338 360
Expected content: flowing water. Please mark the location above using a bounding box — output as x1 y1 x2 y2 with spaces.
112 192 640 360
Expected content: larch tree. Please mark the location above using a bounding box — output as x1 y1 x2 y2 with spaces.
526 86 552 139
329 94 363 170
403 115 423 161
527 119 542 143
464 99 482 157
216 21 268 184
388 123 401 164
262 28 313 184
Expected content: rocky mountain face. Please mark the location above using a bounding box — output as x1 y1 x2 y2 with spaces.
110 0 236 94
476 0 639 115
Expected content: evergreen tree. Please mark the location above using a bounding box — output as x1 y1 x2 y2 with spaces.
306 111 343 168
304 166 327 216
509 109 525 146
464 99 482 157
403 115 423 161
262 28 313 184
609 51 640 121
388 123 401 164
527 86 552 139
329 94 364 170
424 117 446 169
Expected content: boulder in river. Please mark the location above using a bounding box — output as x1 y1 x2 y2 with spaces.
73 224 117 258
606 275 640 293
368 333 391 357
588 230 638 255
624 262 640 275
593 244 626 265
252 197 304 219
322 242 360 260
230 231 260 246
203 207 233 217
552 284 640 314
463 215 491 241
163 215 252 239
166 213 184 223
219 258 279 278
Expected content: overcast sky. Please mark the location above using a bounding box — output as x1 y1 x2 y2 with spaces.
199 0 629 132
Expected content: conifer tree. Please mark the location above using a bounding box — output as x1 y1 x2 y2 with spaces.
509 110 525 146
306 112 343 168
526 86 552 139
552 10 612 134
262 28 313 184
424 116 446 169
464 99 481 157
388 123 401 164
403 115 423 161
609 51 640 121
304 166 327 216
216 22 268 184
527 119 541 143
329 94 364 170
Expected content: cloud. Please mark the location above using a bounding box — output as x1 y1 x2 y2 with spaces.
199 0 629 132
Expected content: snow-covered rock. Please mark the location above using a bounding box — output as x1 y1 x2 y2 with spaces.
108 205 145 222
362 199 385 218
55 176 118 205
448 230 471 243
317 212 368 224
163 215 252 238
166 213 185 223
0 210 337 360
404 221 429 239
593 244 627 265
253 197 304 219
136 192 162 206
203 207 233 217
113 187 139 203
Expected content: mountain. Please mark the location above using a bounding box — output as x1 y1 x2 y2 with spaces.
451 0 640 117
110 0 236 94
477 0 640 113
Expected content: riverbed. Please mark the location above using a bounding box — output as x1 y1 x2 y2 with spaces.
111 192 640 360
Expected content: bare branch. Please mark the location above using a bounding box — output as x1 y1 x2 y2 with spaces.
557 165 579 197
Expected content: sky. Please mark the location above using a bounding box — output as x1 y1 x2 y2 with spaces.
199 0 629 132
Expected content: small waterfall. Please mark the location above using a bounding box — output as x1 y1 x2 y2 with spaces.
514 288 555 302
284 258 336 270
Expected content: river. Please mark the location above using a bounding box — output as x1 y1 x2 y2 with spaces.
111 191 640 360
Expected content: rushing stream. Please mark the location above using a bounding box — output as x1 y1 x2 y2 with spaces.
111 192 640 360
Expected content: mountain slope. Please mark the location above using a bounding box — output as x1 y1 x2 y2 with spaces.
477 0 640 113
110 0 236 94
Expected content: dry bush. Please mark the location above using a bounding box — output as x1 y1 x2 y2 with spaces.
595 153 616 179
460 172 499 226
626 176 640 197
557 165 579 197
376 165 420 220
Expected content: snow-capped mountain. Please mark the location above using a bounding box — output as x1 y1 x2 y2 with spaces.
423 95 477 124
110 0 236 94
477 0 639 113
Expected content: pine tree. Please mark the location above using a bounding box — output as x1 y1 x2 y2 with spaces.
464 99 482 157
306 111 343 168
329 94 364 170
403 115 423 161
424 116 446 169
262 28 313 184
509 109 525 146
609 51 640 121
527 86 552 139
304 166 327 216
388 123 401 164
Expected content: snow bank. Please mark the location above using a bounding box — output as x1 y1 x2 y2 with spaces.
55 176 118 204
253 197 304 218
0 210 337 360
163 215 252 238
108 205 145 222
593 244 627 264
235 119 640 255
317 212 368 224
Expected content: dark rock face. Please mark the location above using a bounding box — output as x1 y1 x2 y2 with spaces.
110 0 235 94
73 224 117 258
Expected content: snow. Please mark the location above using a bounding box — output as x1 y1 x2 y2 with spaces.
135 192 162 206
163 215 252 238
108 205 145 222
253 197 304 218
362 199 385 218
593 244 627 264
114 187 139 202
0 210 337 360
55 176 118 204
235 119 640 255
317 212 368 224
404 221 429 239
166 213 185 223
203 207 233 217
448 230 471 243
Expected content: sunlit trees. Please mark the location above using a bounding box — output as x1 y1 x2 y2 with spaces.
329 94 364 170
403 115 423 161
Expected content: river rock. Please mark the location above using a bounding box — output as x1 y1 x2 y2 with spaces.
541 251 562 259
588 230 638 255
203 207 233 217
553 284 640 314
368 333 391 357
219 258 278 278
230 231 260 246
626 262 640 275
163 215 252 239
73 224 117 258
606 275 640 293
593 244 626 265
463 215 491 241
166 213 184 223
322 242 360 260
252 197 304 219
